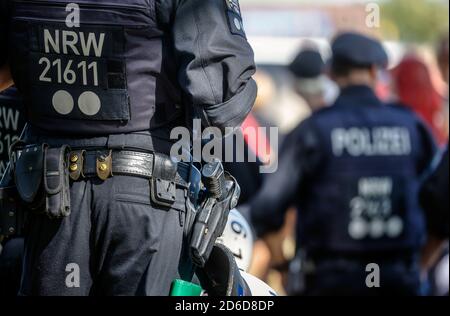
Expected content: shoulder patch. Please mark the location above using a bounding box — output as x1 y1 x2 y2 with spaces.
225 0 246 38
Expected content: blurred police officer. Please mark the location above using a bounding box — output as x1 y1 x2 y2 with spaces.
420 146 449 279
0 0 256 296
250 32 436 296
289 46 330 112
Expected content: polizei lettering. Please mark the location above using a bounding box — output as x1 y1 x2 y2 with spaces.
331 127 412 157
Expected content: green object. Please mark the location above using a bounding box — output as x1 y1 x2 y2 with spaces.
170 279 203 296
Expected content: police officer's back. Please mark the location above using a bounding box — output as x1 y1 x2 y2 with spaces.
0 0 256 296
250 32 436 296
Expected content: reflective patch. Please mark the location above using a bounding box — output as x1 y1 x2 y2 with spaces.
347 176 406 241
78 91 101 116
225 0 246 38
52 90 74 115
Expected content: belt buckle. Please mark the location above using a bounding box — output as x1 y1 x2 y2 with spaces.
96 150 113 181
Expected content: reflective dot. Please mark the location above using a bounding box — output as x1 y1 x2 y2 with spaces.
348 218 368 240
370 219 385 239
386 216 403 238
78 91 101 116
52 90 74 115
234 18 242 30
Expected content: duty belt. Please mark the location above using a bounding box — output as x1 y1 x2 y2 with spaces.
68 149 190 188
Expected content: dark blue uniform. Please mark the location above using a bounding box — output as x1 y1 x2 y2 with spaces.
0 88 25 296
0 0 256 296
250 33 436 296
420 146 449 239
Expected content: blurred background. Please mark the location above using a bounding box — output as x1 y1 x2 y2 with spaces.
237 0 449 295
240 0 448 135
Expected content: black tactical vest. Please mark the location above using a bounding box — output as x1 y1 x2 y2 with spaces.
297 88 428 255
0 88 26 177
7 0 182 136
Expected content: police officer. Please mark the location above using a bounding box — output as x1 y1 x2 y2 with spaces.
0 87 26 296
0 0 256 296
250 32 436 296
420 146 449 279
289 46 328 112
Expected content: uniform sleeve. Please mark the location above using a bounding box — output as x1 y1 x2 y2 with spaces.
0 0 10 67
250 119 323 237
157 0 257 132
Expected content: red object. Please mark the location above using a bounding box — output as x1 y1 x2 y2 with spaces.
392 56 447 146
241 113 272 164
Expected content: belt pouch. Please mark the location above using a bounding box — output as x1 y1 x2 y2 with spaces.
14 144 46 210
44 146 71 218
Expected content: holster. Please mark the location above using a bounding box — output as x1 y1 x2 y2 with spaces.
13 144 71 219
196 243 251 296
14 144 46 211
189 173 241 268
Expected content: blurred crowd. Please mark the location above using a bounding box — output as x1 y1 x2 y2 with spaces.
236 32 449 296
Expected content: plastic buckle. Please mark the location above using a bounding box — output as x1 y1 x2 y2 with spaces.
151 178 176 208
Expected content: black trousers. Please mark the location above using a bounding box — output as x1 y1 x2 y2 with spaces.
0 238 24 296
19 174 190 296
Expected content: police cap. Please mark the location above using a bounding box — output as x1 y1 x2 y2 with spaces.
331 32 388 68
289 49 325 79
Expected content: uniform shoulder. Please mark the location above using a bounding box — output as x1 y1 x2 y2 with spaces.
284 115 322 147
304 103 340 124
384 101 420 118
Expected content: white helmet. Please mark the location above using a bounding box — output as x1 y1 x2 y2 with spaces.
240 271 278 296
217 208 254 272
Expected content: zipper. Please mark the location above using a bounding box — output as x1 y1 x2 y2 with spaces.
12 0 151 27
13 0 149 12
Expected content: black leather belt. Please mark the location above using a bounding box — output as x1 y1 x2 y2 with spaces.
68 149 190 187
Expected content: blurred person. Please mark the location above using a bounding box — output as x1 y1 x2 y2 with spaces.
437 34 449 84
0 88 25 296
289 43 340 109
417 35 450 294
392 55 448 146
249 32 437 296
0 65 13 92
289 46 328 112
420 146 449 285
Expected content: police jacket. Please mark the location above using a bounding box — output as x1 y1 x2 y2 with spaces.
0 0 257 136
250 85 437 255
420 146 449 239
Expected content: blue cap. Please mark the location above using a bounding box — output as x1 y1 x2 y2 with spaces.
331 32 388 68
289 49 325 79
